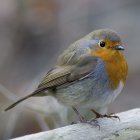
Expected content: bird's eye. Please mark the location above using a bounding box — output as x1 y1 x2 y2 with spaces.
99 41 106 47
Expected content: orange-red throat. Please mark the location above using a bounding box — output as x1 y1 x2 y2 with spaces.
91 47 128 89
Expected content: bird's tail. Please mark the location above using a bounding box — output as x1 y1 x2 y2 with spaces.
4 88 46 112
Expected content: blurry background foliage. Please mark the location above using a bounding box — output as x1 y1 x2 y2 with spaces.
0 0 140 139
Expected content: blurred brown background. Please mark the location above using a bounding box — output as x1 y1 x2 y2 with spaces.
0 0 140 139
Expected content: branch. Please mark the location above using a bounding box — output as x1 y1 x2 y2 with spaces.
11 108 140 140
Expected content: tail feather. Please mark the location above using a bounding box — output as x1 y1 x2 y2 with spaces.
4 88 46 111
5 94 32 111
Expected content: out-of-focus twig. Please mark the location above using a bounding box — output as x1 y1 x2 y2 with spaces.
2 111 20 140
0 84 18 101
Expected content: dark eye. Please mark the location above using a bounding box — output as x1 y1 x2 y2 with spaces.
99 41 106 47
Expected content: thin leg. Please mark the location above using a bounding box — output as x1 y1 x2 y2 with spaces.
91 109 102 118
71 107 100 128
72 106 86 123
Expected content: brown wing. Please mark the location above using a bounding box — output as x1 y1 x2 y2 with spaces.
37 56 97 90
37 66 73 89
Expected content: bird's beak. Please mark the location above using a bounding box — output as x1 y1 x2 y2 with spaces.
114 45 125 51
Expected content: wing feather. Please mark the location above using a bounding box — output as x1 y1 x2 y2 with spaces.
36 38 98 93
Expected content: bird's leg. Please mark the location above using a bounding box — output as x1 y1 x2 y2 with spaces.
91 109 103 118
72 106 87 123
91 109 120 120
71 107 100 128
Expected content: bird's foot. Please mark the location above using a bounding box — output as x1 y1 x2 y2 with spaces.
86 119 100 129
104 113 120 121
71 117 100 128
91 109 120 121
98 113 120 121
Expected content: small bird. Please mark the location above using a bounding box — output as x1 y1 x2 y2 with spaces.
5 29 128 123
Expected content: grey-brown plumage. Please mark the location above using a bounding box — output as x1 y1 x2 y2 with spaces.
4 28 127 122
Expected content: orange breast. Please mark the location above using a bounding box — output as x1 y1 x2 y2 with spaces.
92 49 128 89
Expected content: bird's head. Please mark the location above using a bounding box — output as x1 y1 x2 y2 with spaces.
86 29 125 61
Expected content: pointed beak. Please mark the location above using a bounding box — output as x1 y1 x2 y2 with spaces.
114 45 125 51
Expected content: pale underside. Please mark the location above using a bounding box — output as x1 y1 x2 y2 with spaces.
48 78 124 114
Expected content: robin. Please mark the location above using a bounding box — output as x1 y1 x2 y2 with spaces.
5 29 128 123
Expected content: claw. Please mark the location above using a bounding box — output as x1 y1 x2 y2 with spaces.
107 113 120 121
79 116 88 123
71 118 100 129
91 109 120 121
87 119 100 129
